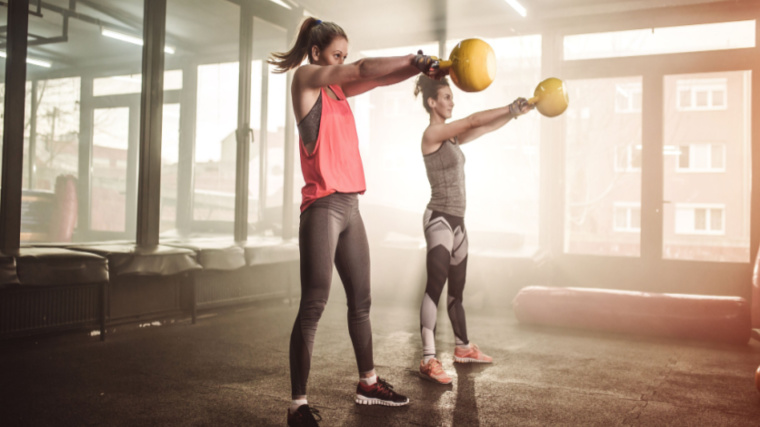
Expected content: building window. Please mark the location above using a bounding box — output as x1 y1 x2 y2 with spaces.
615 83 641 113
675 204 725 235
676 78 727 111
614 203 641 232
677 143 725 172
615 144 642 171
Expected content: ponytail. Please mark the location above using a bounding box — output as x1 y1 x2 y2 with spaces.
414 75 450 113
268 17 348 73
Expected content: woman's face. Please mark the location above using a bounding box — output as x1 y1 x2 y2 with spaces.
312 36 348 66
431 86 454 119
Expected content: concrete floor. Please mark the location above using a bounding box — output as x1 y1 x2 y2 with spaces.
2 294 760 426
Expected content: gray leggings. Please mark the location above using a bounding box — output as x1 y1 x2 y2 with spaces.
290 192 374 397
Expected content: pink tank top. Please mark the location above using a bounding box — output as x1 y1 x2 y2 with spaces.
299 85 366 212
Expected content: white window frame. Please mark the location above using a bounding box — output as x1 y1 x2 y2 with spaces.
615 83 642 113
676 143 726 173
563 20 756 60
614 144 642 172
674 203 725 235
676 78 728 111
613 202 641 232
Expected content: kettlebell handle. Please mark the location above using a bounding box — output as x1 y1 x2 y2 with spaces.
429 56 452 71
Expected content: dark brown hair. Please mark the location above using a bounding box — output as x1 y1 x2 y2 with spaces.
268 17 348 73
414 75 450 113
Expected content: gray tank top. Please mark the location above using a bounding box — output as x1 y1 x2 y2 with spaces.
423 138 465 217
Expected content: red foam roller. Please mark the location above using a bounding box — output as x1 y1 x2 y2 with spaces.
512 286 751 345
49 174 78 243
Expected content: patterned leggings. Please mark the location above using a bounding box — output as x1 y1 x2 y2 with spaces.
420 209 469 359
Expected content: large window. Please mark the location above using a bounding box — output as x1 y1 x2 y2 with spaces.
564 77 643 257
166 0 242 239
662 71 751 262
19 0 146 243
357 35 543 256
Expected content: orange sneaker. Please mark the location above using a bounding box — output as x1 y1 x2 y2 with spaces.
419 358 453 384
454 343 492 364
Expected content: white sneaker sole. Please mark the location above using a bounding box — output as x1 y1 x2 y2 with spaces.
355 395 410 406
454 356 492 364
418 371 453 385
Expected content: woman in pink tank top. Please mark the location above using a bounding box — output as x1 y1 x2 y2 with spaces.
269 17 443 426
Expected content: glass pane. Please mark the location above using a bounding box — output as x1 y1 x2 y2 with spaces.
19 0 143 243
713 90 725 107
565 77 642 257
712 144 724 169
695 208 706 230
663 71 751 262
614 208 627 229
21 78 80 243
91 107 130 233
249 60 263 229
163 0 239 239
160 103 180 236
263 69 288 234
248 18 288 237
711 208 723 231
564 20 755 60
26 78 81 192
631 207 641 229
631 146 642 169
194 62 238 228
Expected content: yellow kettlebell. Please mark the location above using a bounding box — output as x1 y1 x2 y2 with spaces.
528 77 569 117
433 38 496 93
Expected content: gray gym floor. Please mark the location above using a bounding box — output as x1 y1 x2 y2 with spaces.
2 294 760 426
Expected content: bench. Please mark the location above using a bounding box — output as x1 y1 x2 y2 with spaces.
69 244 201 329
0 247 108 340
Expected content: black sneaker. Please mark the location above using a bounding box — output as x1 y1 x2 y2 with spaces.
287 404 321 426
355 377 410 406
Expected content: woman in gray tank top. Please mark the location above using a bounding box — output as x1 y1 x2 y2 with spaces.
413 75 534 384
